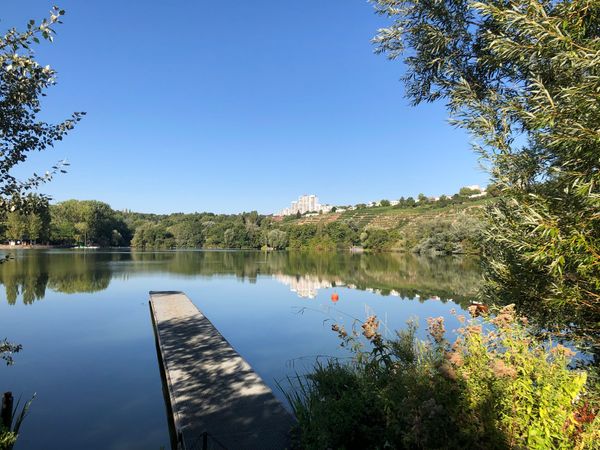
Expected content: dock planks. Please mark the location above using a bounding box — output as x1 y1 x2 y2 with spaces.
149 291 294 450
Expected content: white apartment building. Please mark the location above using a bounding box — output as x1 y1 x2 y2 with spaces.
276 194 332 216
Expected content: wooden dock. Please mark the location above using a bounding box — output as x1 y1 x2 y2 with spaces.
149 291 294 450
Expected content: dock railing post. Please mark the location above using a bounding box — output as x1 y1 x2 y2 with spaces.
1 392 13 428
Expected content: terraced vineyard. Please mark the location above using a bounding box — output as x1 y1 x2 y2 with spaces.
296 213 342 225
282 199 489 230
340 200 488 229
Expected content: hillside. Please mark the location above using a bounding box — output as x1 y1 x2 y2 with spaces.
276 198 490 254
291 199 489 230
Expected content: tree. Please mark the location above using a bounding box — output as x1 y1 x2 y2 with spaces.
459 187 481 197
1 10 82 447
361 228 397 251
27 213 43 244
74 222 89 246
372 0 600 345
267 229 288 250
380 199 391 207
50 200 130 246
5 212 26 242
0 7 84 213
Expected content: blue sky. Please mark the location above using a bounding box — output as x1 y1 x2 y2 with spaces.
4 1 488 214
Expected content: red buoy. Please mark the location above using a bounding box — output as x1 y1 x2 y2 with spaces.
331 292 339 303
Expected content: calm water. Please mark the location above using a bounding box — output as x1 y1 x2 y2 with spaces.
0 250 482 450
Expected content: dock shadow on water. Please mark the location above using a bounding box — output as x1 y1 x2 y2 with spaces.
150 291 294 450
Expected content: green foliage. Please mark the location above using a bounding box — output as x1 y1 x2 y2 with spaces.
4 212 26 242
361 228 397 251
50 200 130 246
130 222 174 249
0 10 76 449
1 195 50 244
1 193 489 251
288 306 598 449
266 229 288 250
170 219 204 248
411 213 484 255
284 222 360 251
417 193 429 204
27 213 43 243
0 394 35 450
129 211 264 249
0 7 83 214
371 0 600 346
0 429 17 450
459 187 482 197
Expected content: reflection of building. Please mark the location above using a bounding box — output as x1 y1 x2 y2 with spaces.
276 195 332 216
274 274 344 299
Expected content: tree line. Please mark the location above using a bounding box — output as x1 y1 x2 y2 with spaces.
0 198 130 247
0 196 485 254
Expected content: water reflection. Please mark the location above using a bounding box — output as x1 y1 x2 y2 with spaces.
0 250 483 306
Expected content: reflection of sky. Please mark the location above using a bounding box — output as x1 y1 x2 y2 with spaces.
0 269 468 450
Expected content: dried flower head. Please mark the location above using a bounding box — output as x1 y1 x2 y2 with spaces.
491 304 517 328
466 325 482 335
361 315 380 341
490 359 517 378
551 344 576 358
427 317 446 344
446 350 464 367
331 323 348 339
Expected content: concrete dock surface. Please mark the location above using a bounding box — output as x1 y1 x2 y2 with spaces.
149 291 294 450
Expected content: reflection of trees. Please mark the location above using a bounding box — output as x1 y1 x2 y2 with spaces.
2 250 593 352
131 250 483 307
130 251 264 282
0 250 483 307
0 251 113 304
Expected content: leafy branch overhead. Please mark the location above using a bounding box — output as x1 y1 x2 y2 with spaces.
372 0 600 347
0 6 85 213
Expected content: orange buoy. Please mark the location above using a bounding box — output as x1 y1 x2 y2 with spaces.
331 292 339 303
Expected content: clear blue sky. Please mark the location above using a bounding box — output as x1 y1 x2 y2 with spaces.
4 0 488 214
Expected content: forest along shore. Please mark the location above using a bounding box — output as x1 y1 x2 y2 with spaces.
0 189 492 255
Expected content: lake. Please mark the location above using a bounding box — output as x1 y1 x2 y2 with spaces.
0 249 482 450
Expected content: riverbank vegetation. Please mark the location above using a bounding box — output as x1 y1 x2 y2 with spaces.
286 0 600 447
287 306 599 449
0 190 489 254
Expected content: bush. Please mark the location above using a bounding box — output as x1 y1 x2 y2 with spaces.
286 306 599 449
361 228 398 251
411 214 484 255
